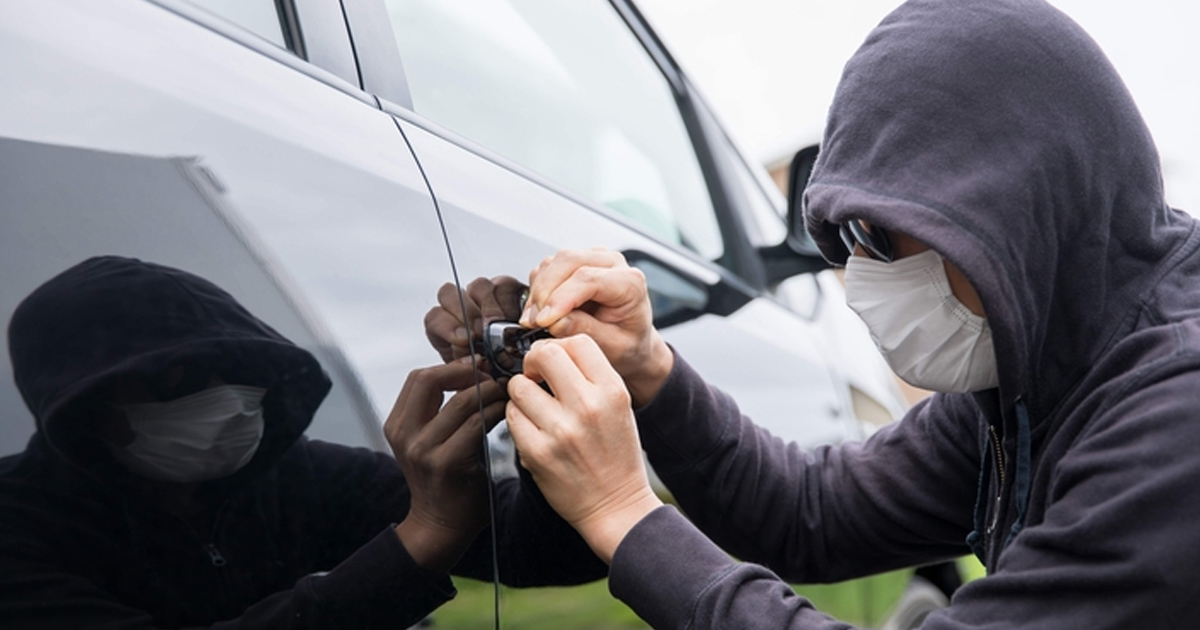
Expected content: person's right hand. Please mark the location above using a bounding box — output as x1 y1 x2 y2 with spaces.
424 276 526 363
520 249 673 407
505 334 663 563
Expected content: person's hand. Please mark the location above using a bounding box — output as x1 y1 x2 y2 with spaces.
505 335 664 563
424 276 526 363
521 249 673 407
385 358 507 574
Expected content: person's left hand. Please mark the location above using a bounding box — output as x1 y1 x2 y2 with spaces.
424 276 526 363
386 358 507 574
505 335 663 563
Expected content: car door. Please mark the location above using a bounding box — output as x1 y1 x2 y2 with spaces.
0 3 521 628
345 0 863 458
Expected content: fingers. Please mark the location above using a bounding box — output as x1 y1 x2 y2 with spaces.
436 281 479 327
523 336 622 407
506 336 629 443
423 378 508 446
529 265 652 349
501 360 566 458
522 249 633 328
384 359 484 448
424 304 471 361
387 361 472 433
504 377 553 461
427 277 530 362
437 398 506 467
555 335 625 389
506 373 556 430
492 276 528 320
424 282 474 363
465 275 526 326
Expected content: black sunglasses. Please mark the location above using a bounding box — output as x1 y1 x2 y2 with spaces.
839 221 894 263
472 321 553 378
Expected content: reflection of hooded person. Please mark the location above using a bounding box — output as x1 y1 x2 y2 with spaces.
0 256 602 629
605 0 1200 628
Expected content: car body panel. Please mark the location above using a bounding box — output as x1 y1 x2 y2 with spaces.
0 0 456 453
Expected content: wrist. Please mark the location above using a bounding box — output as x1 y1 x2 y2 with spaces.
573 488 664 564
625 336 674 409
394 515 480 575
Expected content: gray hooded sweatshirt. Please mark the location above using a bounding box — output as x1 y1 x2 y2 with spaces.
608 0 1200 627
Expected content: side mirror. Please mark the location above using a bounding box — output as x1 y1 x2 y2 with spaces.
758 144 829 284
786 144 820 239
623 250 753 329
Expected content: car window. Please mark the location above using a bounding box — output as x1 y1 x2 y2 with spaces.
184 0 288 48
384 0 724 261
719 131 789 248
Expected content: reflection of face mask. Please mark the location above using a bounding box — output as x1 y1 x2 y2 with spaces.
108 385 267 483
844 249 998 393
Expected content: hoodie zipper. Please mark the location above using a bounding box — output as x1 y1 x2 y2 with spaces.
205 543 228 567
203 500 231 567
169 500 232 568
986 424 1005 535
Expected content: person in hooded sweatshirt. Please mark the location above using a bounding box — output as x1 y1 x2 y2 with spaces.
0 256 605 629
425 0 1200 627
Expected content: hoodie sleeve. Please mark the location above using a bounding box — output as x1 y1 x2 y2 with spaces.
297 439 607 589
606 352 977 629
0 514 454 630
293 438 604 592
610 353 1200 629
630 354 977 585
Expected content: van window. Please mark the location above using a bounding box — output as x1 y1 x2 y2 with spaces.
385 0 724 261
185 0 288 49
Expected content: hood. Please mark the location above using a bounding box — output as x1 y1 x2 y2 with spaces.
7 256 331 480
803 0 1194 415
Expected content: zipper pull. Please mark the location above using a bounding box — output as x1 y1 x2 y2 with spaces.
987 493 1001 534
205 544 228 567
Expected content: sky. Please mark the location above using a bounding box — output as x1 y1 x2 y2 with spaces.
635 0 1200 215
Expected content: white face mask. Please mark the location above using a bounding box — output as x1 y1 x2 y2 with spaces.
844 249 999 393
108 384 267 483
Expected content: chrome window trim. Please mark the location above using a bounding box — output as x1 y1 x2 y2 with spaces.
608 0 685 95
143 0 374 106
340 0 412 108
293 0 361 87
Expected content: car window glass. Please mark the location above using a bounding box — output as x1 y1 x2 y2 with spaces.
384 0 724 261
185 0 288 48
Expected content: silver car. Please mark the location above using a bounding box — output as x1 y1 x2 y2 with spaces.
0 0 953 627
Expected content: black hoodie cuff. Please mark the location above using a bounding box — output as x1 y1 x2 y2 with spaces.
299 526 456 627
608 506 736 628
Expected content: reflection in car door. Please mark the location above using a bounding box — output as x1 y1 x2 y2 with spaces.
0 0 460 454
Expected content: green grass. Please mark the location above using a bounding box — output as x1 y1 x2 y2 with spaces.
795 571 909 626
431 569 913 629
958 555 987 581
431 555 988 628
432 579 648 630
